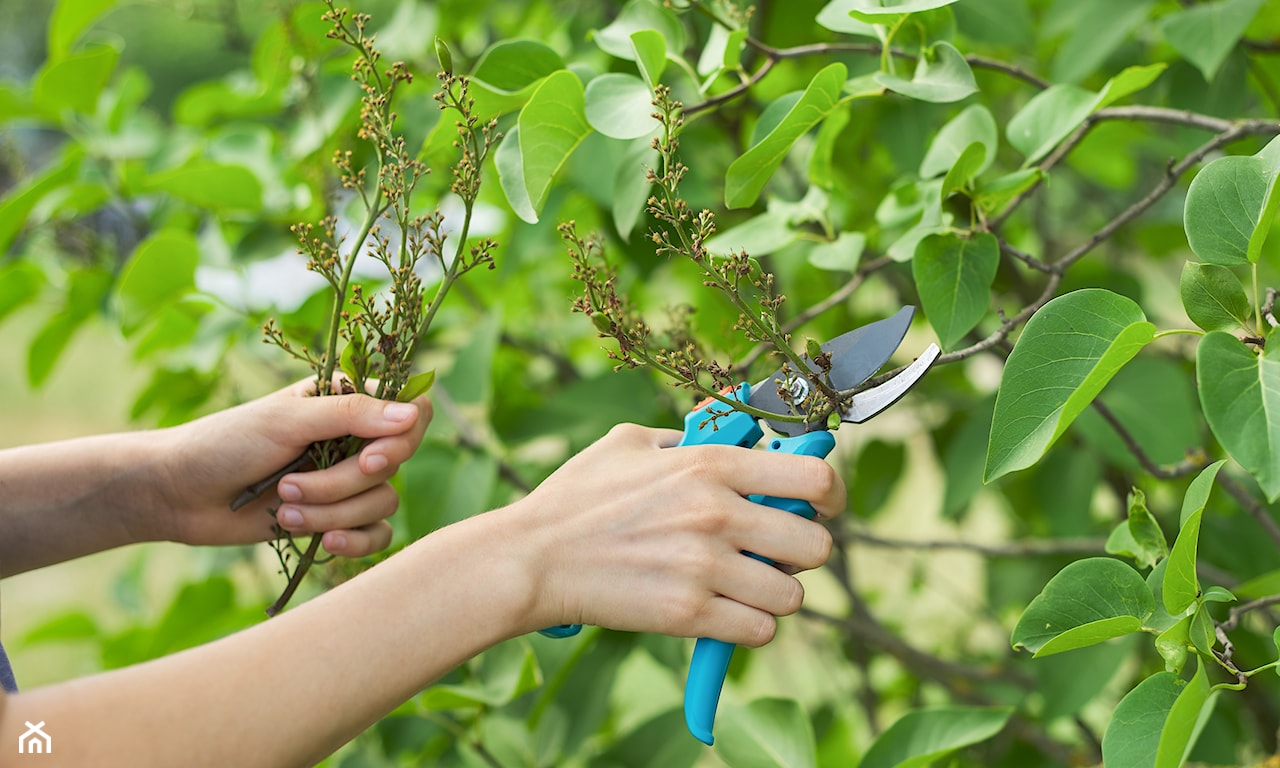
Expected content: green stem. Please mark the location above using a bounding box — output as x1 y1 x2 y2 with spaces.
1255 263 1263 335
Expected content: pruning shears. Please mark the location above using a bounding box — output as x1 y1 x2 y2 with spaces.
540 306 940 745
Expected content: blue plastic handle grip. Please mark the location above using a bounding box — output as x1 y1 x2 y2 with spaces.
684 430 836 745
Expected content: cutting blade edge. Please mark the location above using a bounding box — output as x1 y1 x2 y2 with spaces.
840 342 940 424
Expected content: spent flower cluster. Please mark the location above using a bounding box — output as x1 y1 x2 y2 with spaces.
247 2 498 615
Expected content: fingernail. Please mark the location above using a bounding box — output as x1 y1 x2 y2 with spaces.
364 452 388 473
384 402 417 423
278 507 304 529
278 482 302 502
326 532 347 552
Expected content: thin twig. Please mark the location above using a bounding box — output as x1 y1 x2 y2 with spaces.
1218 473 1280 551
840 528 1109 558
1090 400 1207 480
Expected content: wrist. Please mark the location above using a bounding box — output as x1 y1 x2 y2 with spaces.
474 499 563 636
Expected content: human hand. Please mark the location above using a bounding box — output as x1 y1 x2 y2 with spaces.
506 424 845 647
147 379 432 557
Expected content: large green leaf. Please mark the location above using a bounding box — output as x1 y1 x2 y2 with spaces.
33 44 119 116
1180 262 1253 332
716 698 817 768
1162 508 1204 616
858 706 1013 768
1006 64 1165 164
1050 0 1153 84
117 229 200 335
985 289 1155 482
1011 558 1154 656
876 42 976 104
419 640 542 710
1101 672 1181 768
513 70 592 222
724 63 847 209
912 232 998 350
1155 659 1216 768
1197 332 1280 500
584 73 655 140
142 161 263 211
48 0 118 62
471 39 565 93
1161 0 1267 82
592 0 685 62
919 104 998 180
1183 134 1280 266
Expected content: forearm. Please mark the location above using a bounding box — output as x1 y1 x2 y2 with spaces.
0 431 170 576
0 506 540 768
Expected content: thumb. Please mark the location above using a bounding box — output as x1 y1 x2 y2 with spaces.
272 392 421 445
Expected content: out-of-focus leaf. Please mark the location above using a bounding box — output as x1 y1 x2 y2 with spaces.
1197 333 1280 500
876 42 976 103
143 162 263 211
1011 557 1153 656
1033 635 1136 721
33 44 119 115
807 231 865 272
0 261 46 328
0 147 82 252
595 708 701 768
986 289 1155 482
858 706 1012 768
1161 0 1267 82
117 229 200 334
631 29 666 87
716 698 817 768
593 0 685 62
420 640 541 709
1050 0 1153 83
48 0 118 62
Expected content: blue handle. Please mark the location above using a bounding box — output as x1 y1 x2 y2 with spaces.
684 430 836 745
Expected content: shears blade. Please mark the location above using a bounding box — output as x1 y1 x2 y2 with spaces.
840 342 939 423
748 306 918 436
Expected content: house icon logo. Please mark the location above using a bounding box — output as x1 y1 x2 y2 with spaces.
18 721 51 754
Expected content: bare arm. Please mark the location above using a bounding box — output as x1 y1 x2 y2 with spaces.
0 424 844 767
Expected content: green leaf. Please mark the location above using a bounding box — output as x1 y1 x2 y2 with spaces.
1197 332 1280 500
1202 586 1236 604
1156 659 1216 768
33 44 119 115
21 611 100 645
725 63 847 209
875 42 976 104
1107 487 1168 569
117 229 200 335
1180 262 1253 332
912 232 998 350
1011 557 1154 655
1050 0 1154 84
1180 460 1225 528
0 147 82 253
1274 627 1280 678
1032 635 1136 721
920 104 998 180
611 137 657 241
143 161 263 211
858 706 1012 768
516 70 592 220
595 708 702 768
840 0 959 22
939 142 986 200
0 261 46 328
584 73 655 140
816 0 881 35
396 370 436 403
1163 509 1204 615
973 168 1040 216
809 103 853 189
985 289 1155 482
704 207 796 258
808 231 865 272
471 40 565 93
1101 672 1181 768
1007 64 1164 165
1184 134 1280 266
1161 0 1267 82
630 30 667 87
495 125 538 224
1155 615 1191 675
420 640 542 710
1189 602 1216 655
593 0 685 62
716 698 817 768
48 0 118 62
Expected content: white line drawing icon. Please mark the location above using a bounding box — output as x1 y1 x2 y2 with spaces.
18 721 51 754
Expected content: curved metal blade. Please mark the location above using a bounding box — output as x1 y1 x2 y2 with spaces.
749 306 917 436
841 342 939 423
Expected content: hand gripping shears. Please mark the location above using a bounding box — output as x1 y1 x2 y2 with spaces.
540 306 940 745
